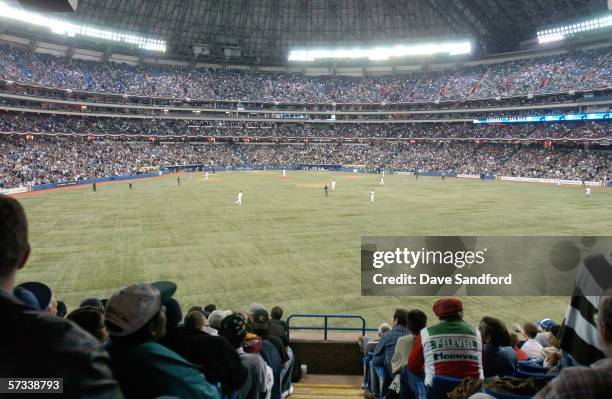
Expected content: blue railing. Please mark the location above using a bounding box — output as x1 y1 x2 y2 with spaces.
286 313 377 340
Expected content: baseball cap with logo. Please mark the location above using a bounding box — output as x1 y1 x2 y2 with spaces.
105 281 176 337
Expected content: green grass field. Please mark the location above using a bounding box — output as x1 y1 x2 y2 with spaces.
15 171 612 331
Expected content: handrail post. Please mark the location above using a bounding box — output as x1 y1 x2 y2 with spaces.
324 316 328 340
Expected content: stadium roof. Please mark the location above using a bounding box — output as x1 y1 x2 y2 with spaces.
2 0 609 64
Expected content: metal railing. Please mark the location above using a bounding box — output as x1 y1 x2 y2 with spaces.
287 313 377 340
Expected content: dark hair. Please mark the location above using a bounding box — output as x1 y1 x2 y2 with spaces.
0 195 29 277
481 316 510 346
271 306 283 320
393 309 410 327
188 306 206 315
204 304 216 313
406 310 427 334
67 306 105 341
184 310 205 331
80 297 104 311
524 322 538 339
509 333 521 348
56 301 67 318
164 298 182 330
550 325 561 339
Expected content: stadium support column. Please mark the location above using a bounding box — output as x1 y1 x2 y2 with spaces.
102 45 112 64
28 39 39 53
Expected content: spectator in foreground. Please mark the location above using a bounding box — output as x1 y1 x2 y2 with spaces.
479 316 518 377
56 300 67 317
104 281 220 398
521 322 545 361
509 333 529 361
0 194 123 397
219 312 268 399
208 309 229 335
159 298 248 394
391 310 427 374
15 281 52 311
204 303 217 317
534 295 612 399
80 297 105 311
373 309 410 373
359 323 392 355
67 306 109 343
248 306 285 399
359 322 391 392
368 309 409 396
408 298 483 386
270 306 290 339
536 319 556 347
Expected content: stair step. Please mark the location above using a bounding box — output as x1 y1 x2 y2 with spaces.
291 396 364 399
294 383 360 389
293 388 364 397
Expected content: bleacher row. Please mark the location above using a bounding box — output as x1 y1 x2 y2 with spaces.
358 302 611 399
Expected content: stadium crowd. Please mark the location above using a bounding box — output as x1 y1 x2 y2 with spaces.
358 299 612 398
0 138 609 189
0 113 609 140
0 44 609 102
1 195 611 398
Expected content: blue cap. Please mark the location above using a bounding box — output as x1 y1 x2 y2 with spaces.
13 286 40 310
16 282 52 311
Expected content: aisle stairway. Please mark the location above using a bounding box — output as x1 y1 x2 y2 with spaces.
292 375 365 399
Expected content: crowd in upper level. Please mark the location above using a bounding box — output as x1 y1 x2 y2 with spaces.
0 44 609 103
1 137 608 189
0 113 609 140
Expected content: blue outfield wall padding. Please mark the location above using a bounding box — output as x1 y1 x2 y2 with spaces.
32 183 57 191
414 171 458 177
32 172 160 191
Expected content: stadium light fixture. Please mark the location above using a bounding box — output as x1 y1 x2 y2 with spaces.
0 2 166 52
537 14 612 44
288 41 471 62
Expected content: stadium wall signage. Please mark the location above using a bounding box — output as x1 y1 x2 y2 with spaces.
0 187 29 195
499 176 604 186
361 236 612 296
473 112 611 124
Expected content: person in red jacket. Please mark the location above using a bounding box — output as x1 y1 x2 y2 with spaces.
407 298 483 386
510 332 529 361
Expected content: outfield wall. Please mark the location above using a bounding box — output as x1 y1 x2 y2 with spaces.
0 186 30 195
3 168 608 195
27 172 160 192
497 175 604 186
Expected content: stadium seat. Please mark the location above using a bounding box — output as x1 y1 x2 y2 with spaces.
518 361 549 373
374 365 389 399
427 375 464 399
483 387 533 399
399 367 427 399
515 370 556 381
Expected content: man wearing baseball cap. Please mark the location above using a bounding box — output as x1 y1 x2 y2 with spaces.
104 281 220 399
407 298 483 386
0 194 123 397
